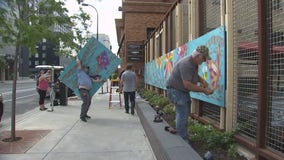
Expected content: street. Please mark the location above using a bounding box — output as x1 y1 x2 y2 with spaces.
0 80 48 121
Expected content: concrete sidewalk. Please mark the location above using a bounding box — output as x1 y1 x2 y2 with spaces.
0 93 156 160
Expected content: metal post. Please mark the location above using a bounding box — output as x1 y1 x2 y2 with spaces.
82 3 99 40
49 66 55 112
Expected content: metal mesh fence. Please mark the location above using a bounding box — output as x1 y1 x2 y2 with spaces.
181 0 189 44
199 0 221 124
233 0 258 140
265 0 284 155
200 101 220 122
201 0 221 34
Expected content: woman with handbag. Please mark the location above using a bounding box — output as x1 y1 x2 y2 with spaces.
37 70 51 111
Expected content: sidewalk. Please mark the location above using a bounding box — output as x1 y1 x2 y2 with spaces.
0 92 156 160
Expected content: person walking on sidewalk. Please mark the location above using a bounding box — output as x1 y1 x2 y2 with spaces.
119 64 137 115
76 58 103 122
166 45 214 143
37 70 51 111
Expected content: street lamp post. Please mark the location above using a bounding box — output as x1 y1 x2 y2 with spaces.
82 3 99 40
82 3 106 94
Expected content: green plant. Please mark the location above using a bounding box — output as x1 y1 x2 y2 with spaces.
111 73 118 79
189 120 238 157
148 95 161 106
162 103 175 115
227 143 237 157
143 90 156 100
149 95 169 108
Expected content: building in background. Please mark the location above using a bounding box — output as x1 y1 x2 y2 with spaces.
127 0 284 159
29 3 72 75
115 0 175 80
98 34 112 51
0 1 16 80
29 39 60 72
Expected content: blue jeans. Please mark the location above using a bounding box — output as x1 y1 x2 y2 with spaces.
167 88 191 140
124 91 135 113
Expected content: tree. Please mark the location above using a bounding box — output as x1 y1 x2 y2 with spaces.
0 0 91 141
0 56 6 73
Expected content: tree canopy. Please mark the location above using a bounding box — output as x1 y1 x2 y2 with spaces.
0 0 91 57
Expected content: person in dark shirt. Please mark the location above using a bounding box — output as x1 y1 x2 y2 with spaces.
166 45 214 143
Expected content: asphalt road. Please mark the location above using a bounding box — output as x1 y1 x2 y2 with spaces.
0 79 50 121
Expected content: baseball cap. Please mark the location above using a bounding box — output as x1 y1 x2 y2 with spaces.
196 45 211 60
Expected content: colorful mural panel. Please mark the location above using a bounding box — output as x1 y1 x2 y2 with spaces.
144 26 225 107
59 37 121 97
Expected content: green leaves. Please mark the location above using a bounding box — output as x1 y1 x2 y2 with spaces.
0 0 92 56
189 120 238 157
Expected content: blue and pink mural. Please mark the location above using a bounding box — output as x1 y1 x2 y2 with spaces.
144 26 225 107
59 37 121 96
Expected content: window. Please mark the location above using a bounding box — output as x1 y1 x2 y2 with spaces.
147 28 155 39
212 0 220 5
272 0 280 10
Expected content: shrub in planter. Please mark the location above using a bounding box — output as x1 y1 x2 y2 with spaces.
148 94 171 108
148 95 161 106
162 103 175 115
189 120 238 157
144 90 156 101
137 88 147 98
162 103 176 127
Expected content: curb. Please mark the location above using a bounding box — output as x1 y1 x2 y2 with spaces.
136 98 202 160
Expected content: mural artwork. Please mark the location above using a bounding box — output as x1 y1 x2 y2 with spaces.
59 37 121 97
144 26 225 107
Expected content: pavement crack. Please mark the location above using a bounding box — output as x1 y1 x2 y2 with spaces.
41 119 80 160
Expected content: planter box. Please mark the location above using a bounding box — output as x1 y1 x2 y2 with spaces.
136 99 202 160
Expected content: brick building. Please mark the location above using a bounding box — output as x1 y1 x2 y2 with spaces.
115 0 175 80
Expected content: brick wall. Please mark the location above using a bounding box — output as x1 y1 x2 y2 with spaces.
119 1 173 75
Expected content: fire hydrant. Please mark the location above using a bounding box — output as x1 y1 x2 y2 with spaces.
0 93 3 122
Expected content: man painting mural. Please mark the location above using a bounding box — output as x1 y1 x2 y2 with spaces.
166 45 214 143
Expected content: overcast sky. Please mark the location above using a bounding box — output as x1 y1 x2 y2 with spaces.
65 0 122 53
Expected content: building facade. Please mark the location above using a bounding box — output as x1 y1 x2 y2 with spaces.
115 0 176 80
116 0 284 159
29 39 60 72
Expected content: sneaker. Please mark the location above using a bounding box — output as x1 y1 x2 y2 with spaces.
80 117 87 122
40 108 48 111
85 115 91 119
131 109 135 115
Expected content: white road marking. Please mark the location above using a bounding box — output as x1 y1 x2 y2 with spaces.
2 88 37 95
